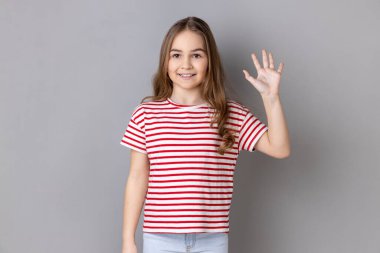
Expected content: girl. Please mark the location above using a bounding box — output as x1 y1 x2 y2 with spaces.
120 16 290 253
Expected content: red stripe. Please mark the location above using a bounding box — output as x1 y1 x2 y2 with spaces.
144 220 229 224
148 155 237 161
148 191 233 195
147 125 239 132
145 203 230 206
149 167 234 172
146 130 237 138
148 143 237 150
146 197 232 200
143 226 229 229
149 173 233 178
149 161 236 166
247 124 267 150
144 214 229 218
148 149 238 155
149 179 233 183
148 185 233 189
144 208 230 212
125 125 144 136
241 116 261 150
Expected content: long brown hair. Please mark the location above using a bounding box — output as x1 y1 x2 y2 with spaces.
141 16 235 155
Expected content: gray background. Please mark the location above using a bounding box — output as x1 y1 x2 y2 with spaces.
1 0 379 252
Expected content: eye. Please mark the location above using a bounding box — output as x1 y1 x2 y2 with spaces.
193 54 202 58
171 54 180 58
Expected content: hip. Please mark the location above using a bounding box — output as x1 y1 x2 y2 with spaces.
143 232 228 253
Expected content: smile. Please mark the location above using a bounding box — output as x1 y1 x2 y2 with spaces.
178 73 196 80
178 73 196 77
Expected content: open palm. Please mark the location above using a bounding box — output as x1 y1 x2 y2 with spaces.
243 49 284 96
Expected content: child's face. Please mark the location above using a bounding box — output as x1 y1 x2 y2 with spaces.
168 30 208 92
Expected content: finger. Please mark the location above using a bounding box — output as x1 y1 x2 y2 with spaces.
251 53 262 71
262 49 269 68
242 69 256 83
269 52 275 69
277 62 284 74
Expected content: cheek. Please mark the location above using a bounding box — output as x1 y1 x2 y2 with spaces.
167 64 175 74
168 61 179 72
198 61 208 73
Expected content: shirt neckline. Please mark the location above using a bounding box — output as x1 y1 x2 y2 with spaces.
166 97 209 109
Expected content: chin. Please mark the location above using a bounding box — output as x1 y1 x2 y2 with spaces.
175 84 202 90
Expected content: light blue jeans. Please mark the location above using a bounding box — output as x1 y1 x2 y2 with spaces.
143 232 228 253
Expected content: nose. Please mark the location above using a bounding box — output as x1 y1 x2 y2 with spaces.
181 56 193 69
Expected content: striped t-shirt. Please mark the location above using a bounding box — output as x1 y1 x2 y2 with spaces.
120 97 268 233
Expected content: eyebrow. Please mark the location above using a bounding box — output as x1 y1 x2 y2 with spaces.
170 48 206 53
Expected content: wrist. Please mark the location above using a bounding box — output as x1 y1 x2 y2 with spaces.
261 93 280 103
123 235 136 244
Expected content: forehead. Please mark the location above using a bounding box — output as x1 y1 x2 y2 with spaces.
170 30 205 51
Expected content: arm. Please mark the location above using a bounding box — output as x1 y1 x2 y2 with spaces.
122 149 150 248
255 94 291 158
242 49 291 159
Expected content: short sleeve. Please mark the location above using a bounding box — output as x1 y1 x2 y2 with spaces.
238 108 268 152
120 104 147 154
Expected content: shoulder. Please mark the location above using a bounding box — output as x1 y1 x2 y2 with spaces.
226 98 250 115
132 98 167 115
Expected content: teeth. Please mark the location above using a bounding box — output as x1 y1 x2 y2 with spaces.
179 74 194 77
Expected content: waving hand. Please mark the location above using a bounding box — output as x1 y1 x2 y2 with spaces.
242 49 284 97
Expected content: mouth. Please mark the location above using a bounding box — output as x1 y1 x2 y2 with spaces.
178 73 196 77
178 73 196 80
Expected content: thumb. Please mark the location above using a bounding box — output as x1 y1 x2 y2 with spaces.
242 69 256 83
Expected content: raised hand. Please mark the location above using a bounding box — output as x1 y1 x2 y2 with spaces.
242 49 284 97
